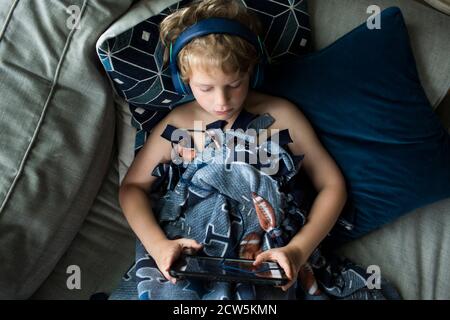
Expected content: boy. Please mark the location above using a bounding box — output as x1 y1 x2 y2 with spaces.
119 0 347 299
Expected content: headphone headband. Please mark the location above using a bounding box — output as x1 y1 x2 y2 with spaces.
171 18 261 60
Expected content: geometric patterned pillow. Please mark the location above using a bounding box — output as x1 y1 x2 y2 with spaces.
97 0 311 142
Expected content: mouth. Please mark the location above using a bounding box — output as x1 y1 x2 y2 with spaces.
214 109 232 115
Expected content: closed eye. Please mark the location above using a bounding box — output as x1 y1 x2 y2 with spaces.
229 81 242 89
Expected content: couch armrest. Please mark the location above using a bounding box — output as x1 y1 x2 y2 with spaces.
422 0 450 15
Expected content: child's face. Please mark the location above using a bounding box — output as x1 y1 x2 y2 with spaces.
189 66 250 120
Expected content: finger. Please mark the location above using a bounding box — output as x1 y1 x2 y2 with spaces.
162 268 177 284
281 261 298 291
160 252 180 284
178 242 201 255
281 279 296 292
187 239 203 250
182 247 195 255
263 252 293 280
253 250 272 266
156 259 175 284
165 251 178 268
277 258 294 280
180 239 203 250
161 259 178 284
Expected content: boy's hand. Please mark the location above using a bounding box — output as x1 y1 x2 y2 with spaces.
253 245 306 291
150 238 203 284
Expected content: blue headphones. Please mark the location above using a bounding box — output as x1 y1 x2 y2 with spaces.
169 17 268 95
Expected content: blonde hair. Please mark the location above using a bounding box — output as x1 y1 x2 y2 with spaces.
159 0 263 83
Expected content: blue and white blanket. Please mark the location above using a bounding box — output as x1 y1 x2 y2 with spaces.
109 110 401 300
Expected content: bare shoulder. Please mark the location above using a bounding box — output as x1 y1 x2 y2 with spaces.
120 101 199 188
144 100 199 151
165 100 199 128
246 91 306 128
247 91 321 158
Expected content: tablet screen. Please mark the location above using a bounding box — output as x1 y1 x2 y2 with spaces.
181 256 285 280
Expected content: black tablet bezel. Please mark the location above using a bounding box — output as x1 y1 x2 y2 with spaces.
169 254 289 286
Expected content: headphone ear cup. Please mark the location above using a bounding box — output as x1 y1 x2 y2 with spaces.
250 63 264 89
250 69 257 89
171 68 192 95
177 73 189 95
183 80 192 95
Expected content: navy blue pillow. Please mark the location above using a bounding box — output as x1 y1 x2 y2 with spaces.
262 7 450 243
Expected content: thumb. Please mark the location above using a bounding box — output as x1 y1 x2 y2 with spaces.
253 250 271 266
181 239 203 250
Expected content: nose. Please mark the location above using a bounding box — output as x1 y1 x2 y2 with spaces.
215 89 230 110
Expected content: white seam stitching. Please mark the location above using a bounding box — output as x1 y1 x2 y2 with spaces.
0 1 88 215
12 2 90 297
0 0 20 42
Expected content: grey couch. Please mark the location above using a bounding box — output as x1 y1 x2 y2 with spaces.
0 0 448 300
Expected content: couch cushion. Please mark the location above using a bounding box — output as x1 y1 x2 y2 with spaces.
262 7 450 242
31 150 135 299
0 0 134 299
336 197 450 299
309 0 450 109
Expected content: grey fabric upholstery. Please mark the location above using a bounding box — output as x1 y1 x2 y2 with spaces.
336 198 450 299
1 0 447 300
0 0 134 299
31 146 135 300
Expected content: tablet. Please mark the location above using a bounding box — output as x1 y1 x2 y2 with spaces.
169 254 289 286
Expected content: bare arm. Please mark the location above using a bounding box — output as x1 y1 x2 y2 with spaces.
280 100 347 259
254 99 347 290
118 115 173 255
119 112 203 283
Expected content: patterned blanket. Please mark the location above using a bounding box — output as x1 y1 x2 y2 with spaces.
109 110 401 300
